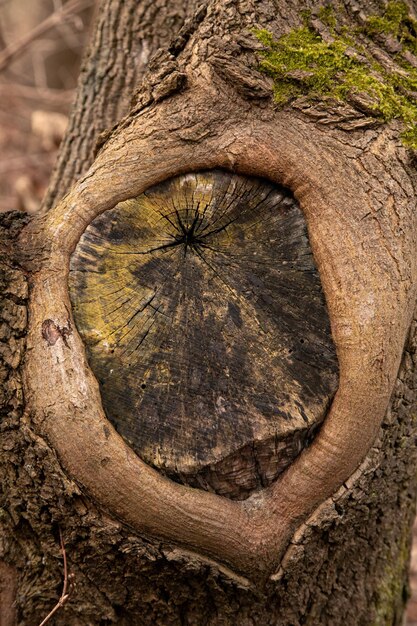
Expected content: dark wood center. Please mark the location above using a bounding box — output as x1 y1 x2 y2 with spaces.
69 170 339 499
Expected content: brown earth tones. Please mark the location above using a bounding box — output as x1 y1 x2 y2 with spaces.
1 1 417 624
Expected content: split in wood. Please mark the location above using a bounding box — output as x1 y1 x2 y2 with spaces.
69 170 339 499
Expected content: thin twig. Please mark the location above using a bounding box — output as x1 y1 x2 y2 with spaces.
38 529 73 626
0 0 93 73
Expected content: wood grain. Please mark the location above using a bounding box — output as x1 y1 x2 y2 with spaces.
69 170 338 498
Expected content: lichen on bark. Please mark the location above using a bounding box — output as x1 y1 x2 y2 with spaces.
256 2 417 148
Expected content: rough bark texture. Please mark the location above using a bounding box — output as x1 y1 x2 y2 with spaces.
42 0 203 212
1 0 417 624
1 214 416 623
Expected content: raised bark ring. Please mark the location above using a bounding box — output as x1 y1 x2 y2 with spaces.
21 86 417 583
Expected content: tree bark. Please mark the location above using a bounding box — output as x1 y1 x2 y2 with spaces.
1 0 417 624
41 0 204 212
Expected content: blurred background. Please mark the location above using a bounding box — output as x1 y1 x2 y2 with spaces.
0 0 95 214
0 1 416 623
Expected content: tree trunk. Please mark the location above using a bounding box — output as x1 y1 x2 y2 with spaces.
41 0 203 212
2 1 417 624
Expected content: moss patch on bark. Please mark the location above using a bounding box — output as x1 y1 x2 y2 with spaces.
256 2 417 148
365 1 417 53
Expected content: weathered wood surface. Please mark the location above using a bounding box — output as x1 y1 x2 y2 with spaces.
3 210 416 624
3 0 417 621
70 170 338 498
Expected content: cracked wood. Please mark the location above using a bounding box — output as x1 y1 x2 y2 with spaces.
69 170 338 499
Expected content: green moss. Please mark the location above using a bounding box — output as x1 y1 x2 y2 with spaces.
300 9 312 26
366 1 417 53
402 124 417 148
256 27 355 104
255 3 417 149
317 5 337 30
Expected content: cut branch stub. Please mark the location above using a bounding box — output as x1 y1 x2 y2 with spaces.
69 170 338 499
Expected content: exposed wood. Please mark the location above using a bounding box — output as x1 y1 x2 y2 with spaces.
1 211 416 622
19 77 417 579
2 0 417 623
69 170 338 498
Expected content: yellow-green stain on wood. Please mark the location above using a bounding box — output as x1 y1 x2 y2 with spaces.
372 512 412 626
69 170 339 499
